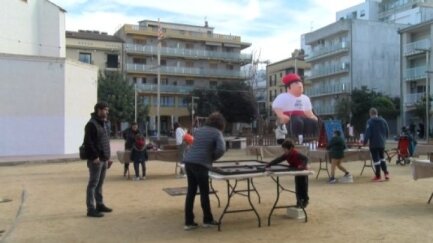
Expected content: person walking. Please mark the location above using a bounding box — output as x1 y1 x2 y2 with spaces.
84 102 113 217
363 107 390 181
326 130 351 183
122 122 140 177
130 134 148 180
183 112 226 230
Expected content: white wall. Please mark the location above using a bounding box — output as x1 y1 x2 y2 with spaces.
0 54 97 156
64 60 98 154
0 0 65 57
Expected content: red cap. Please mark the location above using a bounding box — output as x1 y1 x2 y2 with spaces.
282 73 302 86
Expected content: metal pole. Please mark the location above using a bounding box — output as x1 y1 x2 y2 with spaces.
191 96 194 130
134 84 137 122
426 51 430 143
157 41 161 140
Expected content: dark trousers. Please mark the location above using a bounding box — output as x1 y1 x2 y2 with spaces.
295 175 309 207
277 139 285 145
288 116 318 138
86 160 107 210
184 163 214 225
370 147 388 177
133 161 146 177
124 163 129 175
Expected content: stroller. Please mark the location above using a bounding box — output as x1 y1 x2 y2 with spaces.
385 135 412 165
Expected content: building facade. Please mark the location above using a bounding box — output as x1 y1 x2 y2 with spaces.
0 0 97 156
114 20 251 134
399 19 433 137
66 30 123 73
304 19 405 118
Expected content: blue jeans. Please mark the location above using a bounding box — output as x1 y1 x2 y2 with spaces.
184 163 214 225
86 160 107 210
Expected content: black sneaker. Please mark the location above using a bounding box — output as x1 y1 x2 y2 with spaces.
296 199 309 209
202 220 219 228
87 209 104 218
184 222 199 231
96 204 113 213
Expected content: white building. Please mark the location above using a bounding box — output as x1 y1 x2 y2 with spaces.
0 0 97 156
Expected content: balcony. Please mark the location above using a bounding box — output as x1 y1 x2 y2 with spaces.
403 39 431 56
126 63 249 79
306 42 349 62
313 105 336 115
125 43 252 63
309 63 350 79
405 92 425 106
305 83 349 97
136 84 197 94
404 66 427 81
124 24 242 44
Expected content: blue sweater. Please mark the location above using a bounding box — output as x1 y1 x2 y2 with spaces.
363 116 389 148
183 126 226 169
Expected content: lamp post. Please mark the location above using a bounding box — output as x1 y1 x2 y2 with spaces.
416 48 430 143
191 96 199 130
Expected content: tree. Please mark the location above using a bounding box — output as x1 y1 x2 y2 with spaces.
97 71 148 135
217 81 257 123
335 86 400 134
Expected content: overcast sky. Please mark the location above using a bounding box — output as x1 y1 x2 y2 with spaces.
51 0 365 63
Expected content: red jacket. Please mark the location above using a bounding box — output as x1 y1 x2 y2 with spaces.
267 149 308 170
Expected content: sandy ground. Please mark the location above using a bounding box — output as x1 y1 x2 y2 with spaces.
1 149 433 243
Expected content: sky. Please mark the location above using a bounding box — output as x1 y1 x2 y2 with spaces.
51 0 365 63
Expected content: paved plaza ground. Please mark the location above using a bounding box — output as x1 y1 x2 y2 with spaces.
1 142 433 243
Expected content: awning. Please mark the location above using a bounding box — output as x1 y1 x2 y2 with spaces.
205 42 222 46
224 43 241 48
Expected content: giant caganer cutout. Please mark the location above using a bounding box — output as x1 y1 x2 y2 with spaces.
318 120 345 148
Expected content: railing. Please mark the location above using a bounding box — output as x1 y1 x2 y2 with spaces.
404 39 431 56
246 134 319 146
313 105 337 115
126 24 241 42
305 83 349 97
306 42 349 61
405 92 425 106
309 63 350 79
404 66 427 81
126 63 248 79
136 83 196 94
125 44 252 62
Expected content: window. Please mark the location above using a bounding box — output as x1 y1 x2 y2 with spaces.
142 77 147 84
79 52 91 64
186 80 194 86
360 10 365 17
133 57 146 64
226 64 234 70
210 81 218 87
133 39 146 45
106 54 118 68
206 46 217 51
160 59 167 66
209 63 218 69
185 61 194 68
132 77 137 84
269 76 273 86
186 43 194 49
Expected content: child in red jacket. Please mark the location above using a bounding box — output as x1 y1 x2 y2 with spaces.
266 139 309 208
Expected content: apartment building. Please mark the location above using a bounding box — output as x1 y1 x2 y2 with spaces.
304 19 405 118
115 20 251 134
399 19 433 135
66 30 123 72
266 50 310 121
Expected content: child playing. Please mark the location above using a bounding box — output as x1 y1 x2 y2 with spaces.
130 134 148 180
265 139 309 208
326 130 350 183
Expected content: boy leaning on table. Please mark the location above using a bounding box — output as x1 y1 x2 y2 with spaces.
265 139 309 208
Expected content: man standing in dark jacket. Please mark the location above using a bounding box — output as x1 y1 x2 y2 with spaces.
84 102 113 217
363 107 390 181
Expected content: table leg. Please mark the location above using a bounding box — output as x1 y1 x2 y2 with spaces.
217 179 261 231
250 178 261 204
428 192 433 204
268 176 308 226
209 179 220 207
316 156 330 179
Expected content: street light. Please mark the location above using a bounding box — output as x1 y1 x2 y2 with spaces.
416 48 430 143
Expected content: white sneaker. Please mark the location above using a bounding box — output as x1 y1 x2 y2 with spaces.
133 177 140 181
140 176 146 180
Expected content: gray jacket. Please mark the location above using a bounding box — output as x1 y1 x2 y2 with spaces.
183 126 226 169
